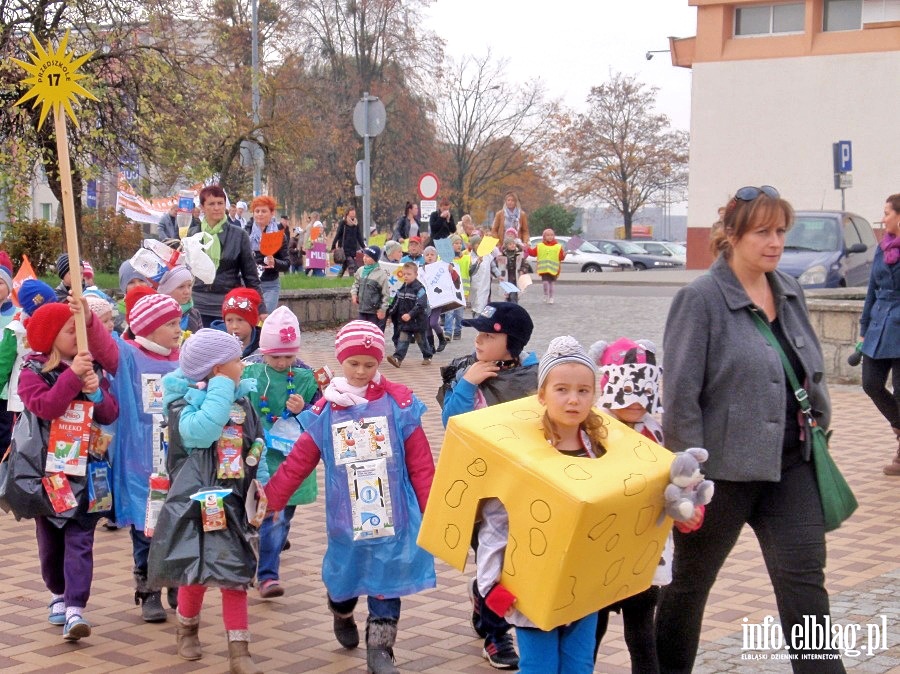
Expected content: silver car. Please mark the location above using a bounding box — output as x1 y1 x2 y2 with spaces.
523 236 634 273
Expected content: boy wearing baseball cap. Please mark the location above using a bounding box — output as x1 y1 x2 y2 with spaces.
400 236 425 266
265 320 435 674
437 301 538 670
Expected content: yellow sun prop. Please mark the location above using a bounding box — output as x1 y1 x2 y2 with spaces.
12 31 97 129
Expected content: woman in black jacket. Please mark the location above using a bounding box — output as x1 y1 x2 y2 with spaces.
392 201 419 243
187 185 267 326
331 208 366 277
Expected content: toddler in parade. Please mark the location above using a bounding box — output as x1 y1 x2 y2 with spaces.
443 235 468 340
351 245 391 329
475 336 602 673
589 337 704 673
385 262 433 367
438 301 538 670
214 287 262 357
16 297 120 641
400 236 425 266
422 246 448 353
53 254 84 301
158 265 202 336
148 329 263 674
241 306 320 598
525 228 566 304
466 235 502 317
108 291 184 622
264 320 436 674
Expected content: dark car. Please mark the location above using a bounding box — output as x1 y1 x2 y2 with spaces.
590 239 684 271
776 210 876 288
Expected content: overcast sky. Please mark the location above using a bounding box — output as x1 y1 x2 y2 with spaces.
423 1 698 131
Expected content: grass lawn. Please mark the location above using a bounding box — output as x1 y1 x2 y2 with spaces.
38 272 353 295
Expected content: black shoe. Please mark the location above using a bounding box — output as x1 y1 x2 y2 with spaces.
436 336 448 353
136 591 167 623
483 632 519 670
333 614 359 649
167 587 178 610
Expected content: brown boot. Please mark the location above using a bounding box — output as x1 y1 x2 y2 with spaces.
175 612 202 661
884 428 900 475
227 631 262 674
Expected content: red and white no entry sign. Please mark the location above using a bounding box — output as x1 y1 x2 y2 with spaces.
417 173 439 200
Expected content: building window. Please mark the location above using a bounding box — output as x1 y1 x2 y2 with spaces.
863 0 900 23
41 203 52 221
824 0 863 30
735 3 805 36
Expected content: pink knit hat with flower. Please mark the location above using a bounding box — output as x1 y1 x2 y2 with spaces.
259 306 301 355
130 293 182 338
334 320 385 363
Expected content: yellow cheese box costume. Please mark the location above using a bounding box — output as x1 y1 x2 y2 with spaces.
418 395 675 631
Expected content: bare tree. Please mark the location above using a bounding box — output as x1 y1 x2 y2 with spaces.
556 72 688 240
433 52 555 218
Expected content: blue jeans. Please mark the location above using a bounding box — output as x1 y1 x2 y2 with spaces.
517 613 598 674
131 525 151 574
443 307 464 337
259 278 281 314
257 505 296 582
394 331 432 361
306 268 325 277
328 594 401 621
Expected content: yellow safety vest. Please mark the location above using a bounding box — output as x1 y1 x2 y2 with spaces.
456 253 472 297
536 243 562 276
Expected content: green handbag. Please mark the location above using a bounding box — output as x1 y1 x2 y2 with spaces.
750 310 858 532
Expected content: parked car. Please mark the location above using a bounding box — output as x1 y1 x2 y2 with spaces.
522 236 634 273
776 210 876 288
591 239 684 271
630 240 687 264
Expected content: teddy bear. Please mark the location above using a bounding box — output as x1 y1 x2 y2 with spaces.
665 447 715 522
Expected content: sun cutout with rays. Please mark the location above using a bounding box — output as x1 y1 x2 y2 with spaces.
12 30 97 129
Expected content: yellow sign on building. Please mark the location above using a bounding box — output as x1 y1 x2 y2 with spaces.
418 396 674 631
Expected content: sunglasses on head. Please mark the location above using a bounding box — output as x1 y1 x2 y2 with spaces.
734 185 779 202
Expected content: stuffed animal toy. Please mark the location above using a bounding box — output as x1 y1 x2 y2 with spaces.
665 447 714 522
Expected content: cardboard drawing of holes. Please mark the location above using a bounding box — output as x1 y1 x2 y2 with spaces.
553 576 577 611
605 534 620 552
529 528 548 556
632 441 658 463
623 473 647 496
564 464 593 481
444 524 461 549
634 504 656 535
511 409 541 421
530 500 551 523
467 458 487 477
632 539 661 575
444 480 468 508
604 557 624 586
588 513 616 541
506 534 519 576
485 424 519 443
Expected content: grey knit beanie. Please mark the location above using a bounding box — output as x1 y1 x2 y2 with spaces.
180 328 243 381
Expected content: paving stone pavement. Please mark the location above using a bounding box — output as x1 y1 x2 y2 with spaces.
0 284 898 673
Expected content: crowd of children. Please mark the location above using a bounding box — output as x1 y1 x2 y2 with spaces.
0 218 708 674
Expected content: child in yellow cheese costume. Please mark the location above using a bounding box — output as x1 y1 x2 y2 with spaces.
476 336 606 674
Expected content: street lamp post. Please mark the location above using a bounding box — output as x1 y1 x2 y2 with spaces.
251 0 262 196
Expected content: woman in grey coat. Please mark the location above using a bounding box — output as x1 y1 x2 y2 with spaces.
655 186 845 674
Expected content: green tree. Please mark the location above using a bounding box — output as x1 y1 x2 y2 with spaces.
556 72 688 240
530 204 578 237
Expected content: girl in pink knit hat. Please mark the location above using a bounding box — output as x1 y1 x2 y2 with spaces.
264 319 436 674
240 306 321 599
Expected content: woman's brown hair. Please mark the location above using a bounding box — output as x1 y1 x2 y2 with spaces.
886 193 900 215
709 190 794 259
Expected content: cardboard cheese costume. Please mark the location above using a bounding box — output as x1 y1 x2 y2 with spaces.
418 395 675 631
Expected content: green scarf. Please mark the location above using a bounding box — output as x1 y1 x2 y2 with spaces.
361 263 379 278
200 216 228 267
180 298 194 314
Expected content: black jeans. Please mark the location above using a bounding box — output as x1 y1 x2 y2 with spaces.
595 585 660 673
861 355 900 429
655 461 845 674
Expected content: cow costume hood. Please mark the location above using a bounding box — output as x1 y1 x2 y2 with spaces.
588 337 662 414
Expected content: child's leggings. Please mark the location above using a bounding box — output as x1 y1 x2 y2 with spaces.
540 274 557 299
178 585 248 630
516 612 598 674
35 516 95 609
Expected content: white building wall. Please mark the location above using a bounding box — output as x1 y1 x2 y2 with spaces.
687 51 899 230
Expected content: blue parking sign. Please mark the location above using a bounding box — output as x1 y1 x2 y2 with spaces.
834 140 852 172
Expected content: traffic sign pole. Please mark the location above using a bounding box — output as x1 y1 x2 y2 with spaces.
353 93 387 245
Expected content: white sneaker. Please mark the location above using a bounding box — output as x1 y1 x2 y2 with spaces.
542 296 548 303
548 298 554 304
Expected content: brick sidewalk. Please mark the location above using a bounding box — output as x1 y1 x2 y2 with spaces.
0 319 898 673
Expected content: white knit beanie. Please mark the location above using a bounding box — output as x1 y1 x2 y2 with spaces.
179 328 243 381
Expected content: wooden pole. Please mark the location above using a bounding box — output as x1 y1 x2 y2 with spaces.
53 107 88 353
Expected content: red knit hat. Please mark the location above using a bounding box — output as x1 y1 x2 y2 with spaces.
125 286 157 322
334 320 385 363
25 303 73 354
129 293 182 338
222 287 261 326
